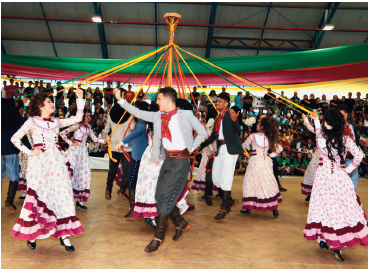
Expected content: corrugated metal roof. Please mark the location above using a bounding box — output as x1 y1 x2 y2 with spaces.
266 7 323 28
41 2 96 20
180 47 206 60
101 2 155 22
338 2 368 8
157 3 211 24
107 45 156 60
262 29 315 43
48 21 100 43
210 48 258 58
104 24 156 44
2 40 56 57
330 9 367 29
215 5 268 26
54 43 102 58
1 18 51 40
1 2 44 17
159 26 208 47
319 31 368 48
213 28 265 39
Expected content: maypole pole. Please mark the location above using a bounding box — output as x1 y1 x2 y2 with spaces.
164 13 181 88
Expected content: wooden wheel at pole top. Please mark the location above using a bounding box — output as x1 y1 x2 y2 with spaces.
164 13 181 87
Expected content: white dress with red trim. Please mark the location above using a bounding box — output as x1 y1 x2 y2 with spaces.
10 102 84 241
241 133 283 212
60 123 105 202
301 118 319 196
303 120 367 249
132 134 189 218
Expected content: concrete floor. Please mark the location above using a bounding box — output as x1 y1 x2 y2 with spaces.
1 171 368 269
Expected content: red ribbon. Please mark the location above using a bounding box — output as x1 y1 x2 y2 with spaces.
161 109 177 142
213 110 227 133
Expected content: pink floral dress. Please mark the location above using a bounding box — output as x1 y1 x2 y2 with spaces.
241 133 283 212
301 118 319 196
303 120 367 249
191 149 208 191
10 101 84 241
60 123 105 202
132 134 189 218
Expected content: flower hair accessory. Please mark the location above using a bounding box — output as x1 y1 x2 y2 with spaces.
324 121 333 130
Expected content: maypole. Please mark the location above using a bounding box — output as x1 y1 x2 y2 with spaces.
164 13 181 88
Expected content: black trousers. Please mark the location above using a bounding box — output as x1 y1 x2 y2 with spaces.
155 157 190 216
108 151 129 178
205 157 214 196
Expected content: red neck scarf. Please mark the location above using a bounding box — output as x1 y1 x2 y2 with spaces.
213 110 228 133
344 122 355 141
161 109 177 142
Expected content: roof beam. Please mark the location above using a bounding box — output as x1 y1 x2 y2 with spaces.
39 2 58 57
93 2 108 59
155 2 158 54
1 42 7 54
2 16 366 32
315 2 340 49
312 2 333 48
205 2 218 59
211 45 311 51
257 3 272 55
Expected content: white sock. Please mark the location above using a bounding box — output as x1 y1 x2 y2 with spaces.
317 237 327 244
79 201 84 206
29 239 35 243
21 191 27 197
61 236 72 246
151 219 157 226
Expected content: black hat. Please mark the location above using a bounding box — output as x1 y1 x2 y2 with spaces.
110 103 130 124
176 98 193 111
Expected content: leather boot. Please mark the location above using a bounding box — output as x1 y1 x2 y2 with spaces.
5 181 19 210
205 172 213 206
169 206 190 242
215 191 231 220
117 176 129 200
145 215 168 253
105 173 115 200
124 189 135 218
215 187 224 199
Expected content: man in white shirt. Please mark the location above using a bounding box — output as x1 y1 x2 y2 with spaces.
113 87 207 253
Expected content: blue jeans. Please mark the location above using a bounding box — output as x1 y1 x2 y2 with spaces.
1 154 19 183
345 159 359 191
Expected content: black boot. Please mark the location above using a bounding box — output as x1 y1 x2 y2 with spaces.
117 176 129 200
124 189 135 218
169 206 190 241
215 187 224 200
240 209 251 214
144 218 157 229
5 181 19 210
273 210 279 218
105 173 115 200
276 176 287 192
305 195 311 202
215 191 232 220
205 172 213 206
145 215 168 253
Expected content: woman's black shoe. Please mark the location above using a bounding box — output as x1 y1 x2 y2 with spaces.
273 210 279 218
60 237 75 252
76 201 87 209
27 240 36 250
319 241 329 249
331 249 344 261
240 209 251 214
205 196 212 206
305 195 311 202
19 195 26 200
144 218 157 229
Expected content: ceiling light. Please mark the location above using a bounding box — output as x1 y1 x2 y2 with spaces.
323 24 334 30
92 16 102 23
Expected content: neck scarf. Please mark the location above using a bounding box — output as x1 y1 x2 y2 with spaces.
213 110 228 133
161 109 177 142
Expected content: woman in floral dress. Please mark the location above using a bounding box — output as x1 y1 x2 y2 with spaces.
303 109 367 262
240 117 283 217
10 90 85 252
301 115 319 201
60 110 106 209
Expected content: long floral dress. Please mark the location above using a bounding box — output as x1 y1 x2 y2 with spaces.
60 122 105 202
132 133 189 218
301 117 319 196
242 133 283 212
303 119 367 249
10 100 84 241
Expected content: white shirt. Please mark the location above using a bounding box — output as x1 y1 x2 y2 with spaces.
162 113 187 151
1 87 6 98
34 87 39 94
218 119 224 140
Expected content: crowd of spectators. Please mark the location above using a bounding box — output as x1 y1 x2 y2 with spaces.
2 79 368 178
